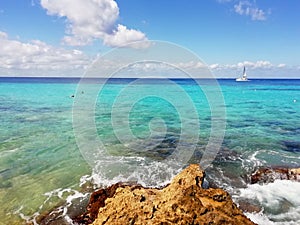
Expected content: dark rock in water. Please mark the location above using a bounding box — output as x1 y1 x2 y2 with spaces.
214 147 242 163
251 167 300 184
34 194 89 225
131 134 180 160
34 197 89 225
36 211 70 225
237 199 262 213
88 164 256 225
282 140 300 153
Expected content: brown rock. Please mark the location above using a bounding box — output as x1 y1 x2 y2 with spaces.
73 182 143 224
89 164 256 225
251 167 300 184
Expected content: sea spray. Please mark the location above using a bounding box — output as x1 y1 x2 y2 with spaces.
235 180 300 225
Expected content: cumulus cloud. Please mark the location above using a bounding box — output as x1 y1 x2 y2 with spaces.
103 24 147 48
0 31 90 75
239 60 272 68
40 0 147 47
209 61 299 78
233 1 268 21
209 64 220 70
0 31 8 39
208 61 292 71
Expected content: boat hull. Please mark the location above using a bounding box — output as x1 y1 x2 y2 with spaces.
236 78 249 82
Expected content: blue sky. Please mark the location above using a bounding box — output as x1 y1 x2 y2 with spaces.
0 0 299 78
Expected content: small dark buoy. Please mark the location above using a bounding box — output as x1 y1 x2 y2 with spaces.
71 94 75 98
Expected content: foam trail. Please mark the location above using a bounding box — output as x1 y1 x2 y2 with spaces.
80 156 183 188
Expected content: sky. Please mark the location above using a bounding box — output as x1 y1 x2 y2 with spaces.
0 0 299 78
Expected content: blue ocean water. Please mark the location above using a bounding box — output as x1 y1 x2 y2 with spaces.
0 77 299 224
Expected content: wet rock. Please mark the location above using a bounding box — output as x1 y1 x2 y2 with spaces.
251 167 300 184
35 196 89 225
87 164 255 225
36 211 70 225
237 200 262 213
214 147 242 163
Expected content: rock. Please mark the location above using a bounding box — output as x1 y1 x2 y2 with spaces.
237 200 262 213
73 182 140 224
251 167 300 184
85 164 255 225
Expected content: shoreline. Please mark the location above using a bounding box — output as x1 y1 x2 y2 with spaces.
33 165 300 225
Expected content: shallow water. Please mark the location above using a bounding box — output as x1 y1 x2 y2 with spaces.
0 78 299 224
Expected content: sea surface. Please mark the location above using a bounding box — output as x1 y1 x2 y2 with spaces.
0 77 299 225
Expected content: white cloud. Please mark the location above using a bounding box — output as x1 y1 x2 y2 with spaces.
209 61 289 70
0 30 295 78
254 60 272 68
0 31 8 39
40 0 147 47
177 61 206 69
209 63 220 70
236 60 272 69
233 1 268 21
209 61 300 78
0 31 90 76
124 60 291 77
277 63 286 68
116 60 298 78
103 24 147 48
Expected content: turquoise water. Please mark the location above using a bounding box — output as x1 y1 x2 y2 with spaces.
0 78 299 224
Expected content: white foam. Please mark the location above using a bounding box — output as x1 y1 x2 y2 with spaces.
245 212 275 225
20 154 181 225
236 180 300 225
80 156 184 188
246 211 300 225
241 150 266 173
62 190 89 224
17 188 89 225
14 206 39 225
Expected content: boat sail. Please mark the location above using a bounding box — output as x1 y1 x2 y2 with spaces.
236 66 249 82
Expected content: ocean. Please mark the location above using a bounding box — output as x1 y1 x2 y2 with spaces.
0 77 299 225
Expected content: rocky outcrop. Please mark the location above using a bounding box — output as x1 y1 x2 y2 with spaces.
83 164 255 225
251 167 300 184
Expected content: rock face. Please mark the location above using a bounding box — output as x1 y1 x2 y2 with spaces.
251 167 300 184
88 164 255 225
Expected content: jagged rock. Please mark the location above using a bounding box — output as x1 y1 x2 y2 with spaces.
251 167 300 184
87 164 255 225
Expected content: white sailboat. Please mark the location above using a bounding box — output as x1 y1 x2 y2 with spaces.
236 66 249 82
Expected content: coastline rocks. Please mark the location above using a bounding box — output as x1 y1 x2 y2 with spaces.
84 164 255 225
251 167 300 184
